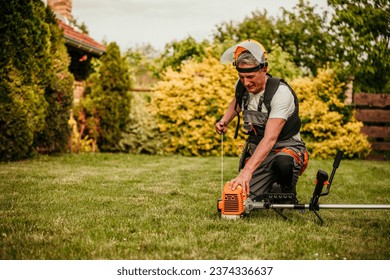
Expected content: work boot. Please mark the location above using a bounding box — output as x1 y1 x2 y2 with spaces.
270 183 282 193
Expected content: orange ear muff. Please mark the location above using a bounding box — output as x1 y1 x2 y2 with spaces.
232 39 268 66
233 46 248 65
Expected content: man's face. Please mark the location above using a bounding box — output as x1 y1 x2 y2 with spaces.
237 64 267 94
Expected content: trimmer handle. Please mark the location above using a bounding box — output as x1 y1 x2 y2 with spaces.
309 170 329 211
333 150 343 169
327 150 343 192
315 170 329 196
309 151 343 211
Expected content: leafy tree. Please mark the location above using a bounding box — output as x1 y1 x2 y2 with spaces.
125 43 159 88
275 0 333 76
212 0 389 92
121 45 166 155
328 0 390 93
213 1 331 76
267 46 304 80
213 10 277 52
35 5 74 154
81 42 132 152
155 36 210 76
0 0 73 160
0 66 45 161
119 92 162 154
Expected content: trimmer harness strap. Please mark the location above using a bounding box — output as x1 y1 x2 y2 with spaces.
234 74 301 140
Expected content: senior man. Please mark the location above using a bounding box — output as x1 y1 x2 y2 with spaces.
215 40 309 200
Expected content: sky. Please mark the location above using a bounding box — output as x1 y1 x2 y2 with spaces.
49 0 330 51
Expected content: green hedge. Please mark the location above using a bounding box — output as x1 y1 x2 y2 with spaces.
0 0 73 161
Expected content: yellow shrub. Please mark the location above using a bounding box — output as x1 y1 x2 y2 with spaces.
152 58 371 159
290 68 371 159
151 56 243 156
68 117 94 153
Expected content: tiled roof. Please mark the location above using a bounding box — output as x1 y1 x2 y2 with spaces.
58 20 106 56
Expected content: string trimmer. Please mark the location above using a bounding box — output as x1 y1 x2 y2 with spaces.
217 150 390 224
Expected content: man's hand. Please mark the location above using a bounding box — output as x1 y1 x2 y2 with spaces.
215 121 227 135
229 168 252 195
229 118 286 195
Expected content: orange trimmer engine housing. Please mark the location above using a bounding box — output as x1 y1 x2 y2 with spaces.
218 182 247 218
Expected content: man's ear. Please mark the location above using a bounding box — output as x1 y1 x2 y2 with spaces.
262 66 268 73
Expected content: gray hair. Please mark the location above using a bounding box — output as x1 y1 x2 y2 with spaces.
236 50 260 66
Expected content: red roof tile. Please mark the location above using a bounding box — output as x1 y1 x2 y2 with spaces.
58 20 106 56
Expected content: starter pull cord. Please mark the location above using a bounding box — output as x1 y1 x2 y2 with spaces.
221 133 224 192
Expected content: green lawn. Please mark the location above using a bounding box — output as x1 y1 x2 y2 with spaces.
0 154 389 260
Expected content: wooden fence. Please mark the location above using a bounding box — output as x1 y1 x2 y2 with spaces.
354 93 390 160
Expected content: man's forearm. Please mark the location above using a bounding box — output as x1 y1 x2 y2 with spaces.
243 118 286 174
242 137 274 174
220 98 239 124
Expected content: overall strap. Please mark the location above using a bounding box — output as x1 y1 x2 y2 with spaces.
234 74 280 139
234 80 246 139
263 74 281 115
234 74 298 139
265 75 301 140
